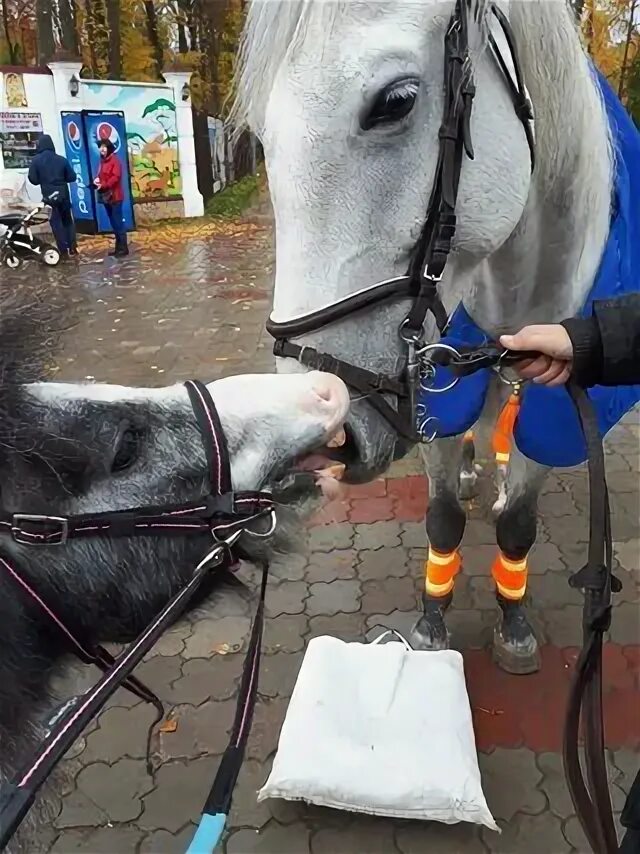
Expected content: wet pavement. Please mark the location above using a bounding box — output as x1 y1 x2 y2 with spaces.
21 208 639 853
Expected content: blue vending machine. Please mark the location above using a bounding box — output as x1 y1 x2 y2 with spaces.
60 110 135 235
60 112 96 233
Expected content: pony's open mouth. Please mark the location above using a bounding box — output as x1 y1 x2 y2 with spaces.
270 424 350 504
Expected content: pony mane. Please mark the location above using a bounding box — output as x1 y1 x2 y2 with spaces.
0 281 78 447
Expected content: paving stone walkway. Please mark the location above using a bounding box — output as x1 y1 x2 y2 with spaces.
26 210 639 853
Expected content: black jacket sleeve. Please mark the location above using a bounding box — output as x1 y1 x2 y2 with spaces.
561 293 640 387
64 159 77 184
28 159 40 186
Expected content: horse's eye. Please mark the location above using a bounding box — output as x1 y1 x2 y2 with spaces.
361 77 420 130
112 428 140 473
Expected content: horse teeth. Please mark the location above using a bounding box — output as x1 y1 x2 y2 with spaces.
314 463 346 481
327 428 346 448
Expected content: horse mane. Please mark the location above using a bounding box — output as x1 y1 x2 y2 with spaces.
232 0 612 169
510 1 613 185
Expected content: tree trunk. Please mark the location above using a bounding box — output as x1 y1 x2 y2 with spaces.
144 0 163 78
175 0 189 52
2 0 18 63
106 0 121 79
58 0 80 55
204 0 229 113
618 0 638 99
188 0 199 51
83 0 99 74
36 0 56 64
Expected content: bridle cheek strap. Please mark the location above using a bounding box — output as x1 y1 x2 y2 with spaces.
185 379 232 496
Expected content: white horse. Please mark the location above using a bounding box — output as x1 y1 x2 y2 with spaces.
233 0 614 674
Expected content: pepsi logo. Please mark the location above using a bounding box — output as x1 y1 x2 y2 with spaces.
66 120 82 150
95 121 121 153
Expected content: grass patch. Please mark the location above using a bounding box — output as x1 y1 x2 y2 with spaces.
205 175 260 219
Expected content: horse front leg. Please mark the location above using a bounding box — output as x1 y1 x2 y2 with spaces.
492 443 550 674
410 436 467 650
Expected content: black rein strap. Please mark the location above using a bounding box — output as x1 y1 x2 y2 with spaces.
563 382 621 854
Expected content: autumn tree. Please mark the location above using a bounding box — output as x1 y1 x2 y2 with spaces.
626 45 640 122
579 0 639 99
35 0 55 62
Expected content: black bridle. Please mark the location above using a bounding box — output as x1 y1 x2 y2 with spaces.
0 380 275 849
267 0 535 444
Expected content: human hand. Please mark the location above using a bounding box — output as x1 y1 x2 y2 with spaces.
93 178 100 187
500 325 574 386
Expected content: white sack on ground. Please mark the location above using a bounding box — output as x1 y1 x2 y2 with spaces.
259 634 498 831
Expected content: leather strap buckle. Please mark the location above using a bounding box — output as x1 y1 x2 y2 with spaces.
12 514 69 546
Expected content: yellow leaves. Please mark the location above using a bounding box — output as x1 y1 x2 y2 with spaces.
78 219 262 253
581 0 639 97
120 0 157 82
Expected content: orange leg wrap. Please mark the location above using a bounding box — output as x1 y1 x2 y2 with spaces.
491 551 528 600
424 549 461 598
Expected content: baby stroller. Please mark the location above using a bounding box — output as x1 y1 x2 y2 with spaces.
0 195 61 269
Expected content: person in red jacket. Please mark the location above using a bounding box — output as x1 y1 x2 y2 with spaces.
93 139 128 257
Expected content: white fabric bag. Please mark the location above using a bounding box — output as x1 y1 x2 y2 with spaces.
259 632 498 830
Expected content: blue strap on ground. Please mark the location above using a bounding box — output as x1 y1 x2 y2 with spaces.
417 69 640 467
186 813 226 854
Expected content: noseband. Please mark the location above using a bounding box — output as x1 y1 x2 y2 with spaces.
0 380 275 848
267 0 535 443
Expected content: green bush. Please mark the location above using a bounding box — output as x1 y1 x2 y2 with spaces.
205 175 260 219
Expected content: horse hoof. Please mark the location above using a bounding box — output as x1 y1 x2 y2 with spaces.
493 596 541 674
410 618 451 651
410 592 452 651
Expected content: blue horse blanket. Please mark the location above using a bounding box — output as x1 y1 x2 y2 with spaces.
419 71 640 467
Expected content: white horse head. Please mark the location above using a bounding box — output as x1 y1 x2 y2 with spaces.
234 0 612 480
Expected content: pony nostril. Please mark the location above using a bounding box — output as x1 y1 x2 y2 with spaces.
309 371 334 403
309 372 348 410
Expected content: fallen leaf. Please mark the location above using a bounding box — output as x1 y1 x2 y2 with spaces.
159 718 178 733
213 643 230 655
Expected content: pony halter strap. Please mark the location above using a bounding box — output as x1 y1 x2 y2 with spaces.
1 380 273 548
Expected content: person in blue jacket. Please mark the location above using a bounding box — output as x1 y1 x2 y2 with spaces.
28 134 78 258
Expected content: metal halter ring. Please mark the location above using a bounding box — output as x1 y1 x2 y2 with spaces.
399 318 424 345
417 416 439 443
244 507 277 539
493 355 523 388
415 343 461 394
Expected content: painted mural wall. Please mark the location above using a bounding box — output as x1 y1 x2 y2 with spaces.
83 82 182 200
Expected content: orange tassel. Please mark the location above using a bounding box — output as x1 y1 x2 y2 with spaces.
492 390 521 461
